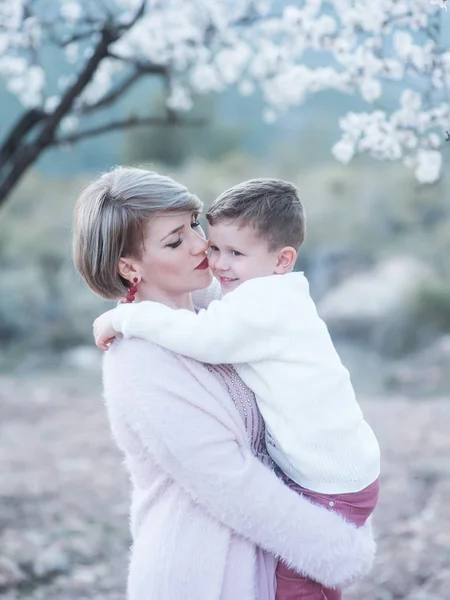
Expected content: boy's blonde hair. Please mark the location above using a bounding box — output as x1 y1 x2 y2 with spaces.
73 166 202 299
206 178 305 251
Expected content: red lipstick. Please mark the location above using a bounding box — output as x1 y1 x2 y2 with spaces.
195 257 209 270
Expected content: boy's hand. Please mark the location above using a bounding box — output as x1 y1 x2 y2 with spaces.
93 309 118 351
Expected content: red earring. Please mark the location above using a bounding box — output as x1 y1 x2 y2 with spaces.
126 278 138 303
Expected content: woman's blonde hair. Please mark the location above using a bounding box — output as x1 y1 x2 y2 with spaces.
73 166 202 299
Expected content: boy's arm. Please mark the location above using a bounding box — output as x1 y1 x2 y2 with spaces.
112 278 284 364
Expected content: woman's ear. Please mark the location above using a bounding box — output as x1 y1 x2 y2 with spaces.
118 257 141 283
273 247 297 274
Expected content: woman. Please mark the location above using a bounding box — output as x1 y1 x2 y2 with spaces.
73 167 375 600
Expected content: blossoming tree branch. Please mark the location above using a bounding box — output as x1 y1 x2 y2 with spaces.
0 0 448 208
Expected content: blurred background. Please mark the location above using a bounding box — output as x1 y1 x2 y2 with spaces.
2 78 450 391
1 6 450 599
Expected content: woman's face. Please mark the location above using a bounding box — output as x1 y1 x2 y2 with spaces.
123 210 212 304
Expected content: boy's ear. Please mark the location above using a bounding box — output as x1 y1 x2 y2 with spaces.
273 246 297 274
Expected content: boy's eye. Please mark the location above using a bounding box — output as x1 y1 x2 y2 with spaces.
167 238 183 249
231 250 243 256
209 245 219 252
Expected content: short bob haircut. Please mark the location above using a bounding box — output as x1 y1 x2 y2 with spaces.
73 166 202 300
206 178 305 252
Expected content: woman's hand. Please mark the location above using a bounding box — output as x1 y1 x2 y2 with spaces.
93 309 118 351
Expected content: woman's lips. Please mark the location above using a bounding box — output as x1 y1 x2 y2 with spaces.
195 257 209 270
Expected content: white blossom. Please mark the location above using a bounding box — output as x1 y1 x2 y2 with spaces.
428 132 441 147
415 150 442 183
400 89 422 113
393 31 414 61
0 0 449 182
60 2 83 22
65 43 79 64
61 115 78 133
282 6 303 26
190 64 223 94
80 59 122 105
332 138 355 164
5 64 44 108
430 0 447 10
166 84 193 112
215 43 251 85
238 79 254 96
262 108 277 124
360 79 382 103
45 96 60 113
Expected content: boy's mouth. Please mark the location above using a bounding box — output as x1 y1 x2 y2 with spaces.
219 276 239 285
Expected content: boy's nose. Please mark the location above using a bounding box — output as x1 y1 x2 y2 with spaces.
215 255 229 271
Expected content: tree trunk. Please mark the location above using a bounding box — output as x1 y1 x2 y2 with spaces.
0 25 118 210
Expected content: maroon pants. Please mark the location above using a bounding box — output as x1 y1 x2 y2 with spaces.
275 477 380 600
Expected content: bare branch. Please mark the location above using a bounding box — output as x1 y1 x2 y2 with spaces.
43 27 120 139
0 109 45 165
106 51 167 75
38 8 102 47
0 25 120 207
120 0 147 30
53 114 206 146
57 28 101 48
80 60 168 115
80 70 144 114
0 5 163 208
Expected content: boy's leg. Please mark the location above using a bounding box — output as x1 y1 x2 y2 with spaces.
326 478 380 527
294 477 380 527
276 562 343 600
274 472 380 599
322 588 342 600
275 561 327 600
282 479 379 599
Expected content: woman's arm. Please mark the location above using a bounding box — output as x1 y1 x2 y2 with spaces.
105 339 375 589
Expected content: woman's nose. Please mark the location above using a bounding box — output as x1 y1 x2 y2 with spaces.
192 234 209 255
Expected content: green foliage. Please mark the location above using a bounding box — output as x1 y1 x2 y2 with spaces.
370 278 450 357
414 280 450 333
0 173 111 361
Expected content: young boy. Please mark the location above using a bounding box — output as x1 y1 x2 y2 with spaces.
94 178 380 600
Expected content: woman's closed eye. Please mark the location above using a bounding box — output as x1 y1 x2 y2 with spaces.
166 218 202 248
166 238 182 249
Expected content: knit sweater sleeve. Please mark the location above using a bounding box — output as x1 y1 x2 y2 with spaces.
111 277 285 364
104 338 375 589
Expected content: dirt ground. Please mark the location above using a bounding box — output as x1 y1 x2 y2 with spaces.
1 369 449 600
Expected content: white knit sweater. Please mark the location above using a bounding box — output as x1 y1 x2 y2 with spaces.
113 273 380 494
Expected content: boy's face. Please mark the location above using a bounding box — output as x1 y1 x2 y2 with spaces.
207 219 283 294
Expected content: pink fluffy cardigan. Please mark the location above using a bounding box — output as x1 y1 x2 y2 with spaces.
102 338 375 600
